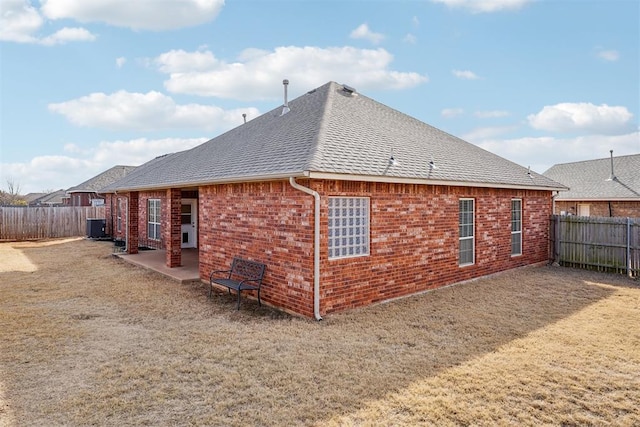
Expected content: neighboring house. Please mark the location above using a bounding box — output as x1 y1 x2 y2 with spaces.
28 189 67 207
544 153 640 217
66 165 136 206
103 81 565 319
23 193 46 206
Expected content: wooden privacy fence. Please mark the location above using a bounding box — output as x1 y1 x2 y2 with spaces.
0 206 106 241
550 215 640 278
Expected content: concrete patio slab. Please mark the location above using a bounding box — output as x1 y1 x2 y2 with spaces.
116 248 200 284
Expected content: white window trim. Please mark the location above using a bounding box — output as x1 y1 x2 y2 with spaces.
459 198 475 267
511 198 522 257
148 199 161 241
328 196 370 260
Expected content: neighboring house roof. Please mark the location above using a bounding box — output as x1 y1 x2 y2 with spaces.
23 193 47 203
68 165 136 194
33 189 67 205
543 154 640 201
107 81 565 192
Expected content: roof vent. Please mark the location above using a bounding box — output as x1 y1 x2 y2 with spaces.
341 84 356 95
606 150 616 181
242 113 247 124
281 79 290 116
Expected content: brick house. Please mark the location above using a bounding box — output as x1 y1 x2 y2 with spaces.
66 165 136 206
104 81 564 319
544 153 640 217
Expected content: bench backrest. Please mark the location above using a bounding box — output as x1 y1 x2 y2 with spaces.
230 257 266 282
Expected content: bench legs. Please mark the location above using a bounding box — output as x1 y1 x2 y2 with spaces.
209 282 261 310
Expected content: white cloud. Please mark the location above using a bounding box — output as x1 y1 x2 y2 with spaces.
40 0 225 30
156 46 428 100
48 91 260 132
475 131 640 174
154 49 219 73
1 137 208 194
527 103 634 135
40 27 96 45
596 48 620 62
412 16 420 27
441 108 464 118
116 57 126 68
0 0 43 43
452 69 480 80
350 23 385 45
403 34 417 44
431 0 532 13
474 110 509 118
0 0 95 44
91 137 206 164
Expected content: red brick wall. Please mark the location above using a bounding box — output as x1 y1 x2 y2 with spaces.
198 179 552 317
70 192 103 207
165 188 182 267
106 194 129 240
199 182 315 317
105 194 113 237
137 191 167 249
555 200 640 218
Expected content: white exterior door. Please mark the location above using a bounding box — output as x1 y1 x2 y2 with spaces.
181 199 197 248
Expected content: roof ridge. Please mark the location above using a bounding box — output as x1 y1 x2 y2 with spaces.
307 82 337 171
550 153 640 167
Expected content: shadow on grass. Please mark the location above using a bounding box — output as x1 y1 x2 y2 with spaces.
191 265 628 424
2 239 635 426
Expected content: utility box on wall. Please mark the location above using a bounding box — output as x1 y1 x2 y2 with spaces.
86 218 106 238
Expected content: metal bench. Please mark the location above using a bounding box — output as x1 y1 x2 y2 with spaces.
208 257 266 310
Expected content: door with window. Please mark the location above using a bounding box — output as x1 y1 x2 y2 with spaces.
181 199 197 248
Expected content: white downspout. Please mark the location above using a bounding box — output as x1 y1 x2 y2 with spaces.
125 195 129 252
289 177 322 320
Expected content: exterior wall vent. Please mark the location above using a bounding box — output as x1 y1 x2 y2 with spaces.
341 84 356 95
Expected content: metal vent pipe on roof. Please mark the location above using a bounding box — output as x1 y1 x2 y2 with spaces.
281 79 290 116
607 150 616 181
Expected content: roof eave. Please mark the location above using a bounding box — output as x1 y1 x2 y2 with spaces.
106 172 309 193
554 197 640 202
105 170 566 193
307 172 566 192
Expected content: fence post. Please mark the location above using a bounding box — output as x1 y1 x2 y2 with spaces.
628 217 632 278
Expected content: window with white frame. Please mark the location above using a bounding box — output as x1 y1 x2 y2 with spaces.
148 199 161 240
328 197 369 259
511 199 522 256
459 198 475 266
116 198 123 233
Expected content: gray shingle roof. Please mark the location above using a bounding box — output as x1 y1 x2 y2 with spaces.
109 81 565 192
543 154 640 200
68 165 137 193
29 189 66 205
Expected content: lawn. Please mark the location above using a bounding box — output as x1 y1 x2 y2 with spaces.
1 238 638 426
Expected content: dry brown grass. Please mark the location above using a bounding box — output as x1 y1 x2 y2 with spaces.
1 238 638 426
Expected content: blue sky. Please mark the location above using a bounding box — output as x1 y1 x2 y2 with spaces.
1 0 638 194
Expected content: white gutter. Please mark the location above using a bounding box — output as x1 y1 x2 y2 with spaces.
289 177 322 321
